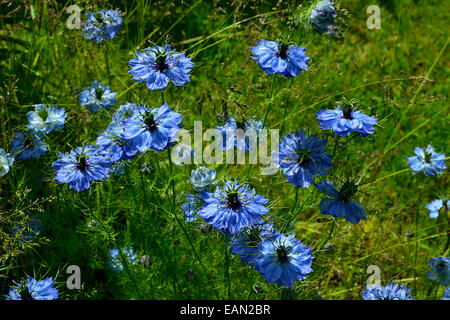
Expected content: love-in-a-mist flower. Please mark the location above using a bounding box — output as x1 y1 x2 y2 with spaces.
250 40 310 77
108 247 138 272
230 222 278 266
198 181 269 234
426 199 448 219
273 130 332 188
26 104 66 134
254 233 314 287
182 193 205 223
0 148 14 177
444 287 450 300
83 9 122 43
407 145 446 176
52 145 111 192
5 276 58 300
310 0 336 34
189 167 217 190
121 103 182 152
78 81 117 113
316 180 366 224
128 45 193 90
316 100 377 137
11 132 47 160
362 284 413 300
426 257 450 286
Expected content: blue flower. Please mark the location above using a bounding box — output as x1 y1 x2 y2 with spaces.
426 199 448 219
128 45 194 91
316 180 366 224
78 81 117 113
108 247 138 272
407 145 446 176
250 40 310 77
362 283 413 300
310 0 336 34
11 132 47 160
122 103 182 153
182 193 205 223
83 9 122 43
189 167 217 190
316 101 377 137
52 145 111 192
444 287 450 300
229 222 278 266
427 257 450 286
198 180 269 234
273 130 332 188
26 104 66 134
0 148 14 177
254 233 314 287
96 103 139 162
111 160 126 176
5 276 58 300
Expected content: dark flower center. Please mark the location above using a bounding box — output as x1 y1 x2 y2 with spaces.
76 156 89 171
95 87 104 100
37 108 49 120
154 55 169 72
424 152 432 163
226 191 242 211
23 136 34 149
436 261 447 274
19 287 34 300
296 149 311 167
338 181 358 201
144 113 158 131
277 43 289 59
247 227 262 246
276 245 289 263
341 102 354 120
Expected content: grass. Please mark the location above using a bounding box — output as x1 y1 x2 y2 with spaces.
0 0 448 300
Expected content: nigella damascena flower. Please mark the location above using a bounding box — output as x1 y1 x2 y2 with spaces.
316 180 366 224
250 40 310 78
316 100 377 137
0 148 14 177
11 132 47 160
96 103 139 162
407 145 446 176
83 9 122 43
273 130 332 188
254 233 314 287
189 167 217 190
108 247 138 272
426 199 448 219
310 0 336 34
52 145 111 192
362 284 413 300
78 81 118 113
198 180 269 234
444 287 450 300
128 45 194 91
182 193 205 223
427 257 450 286
5 276 58 300
229 222 279 266
122 103 182 153
26 104 66 134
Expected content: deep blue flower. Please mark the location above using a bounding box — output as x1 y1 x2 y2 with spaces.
273 130 332 188
316 180 366 224
250 40 310 77
108 247 138 272
310 0 336 34
52 145 111 192
182 193 205 223
444 287 450 300
427 257 450 286
362 283 413 300
407 145 446 176
316 101 377 137
26 104 66 134
215 117 265 152
78 81 117 113
0 148 14 177
122 103 182 153
11 132 47 160
111 160 126 176
83 9 122 43
128 45 193 91
254 233 314 287
5 276 58 300
198 180 269 234
229 222 278 266
189 167 217 190
426 199 448 219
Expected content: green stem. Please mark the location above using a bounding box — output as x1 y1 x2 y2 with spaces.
262 76 276 128
104 47 111 86
320 218 336 250
224 233 231 299
161 90 165 105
